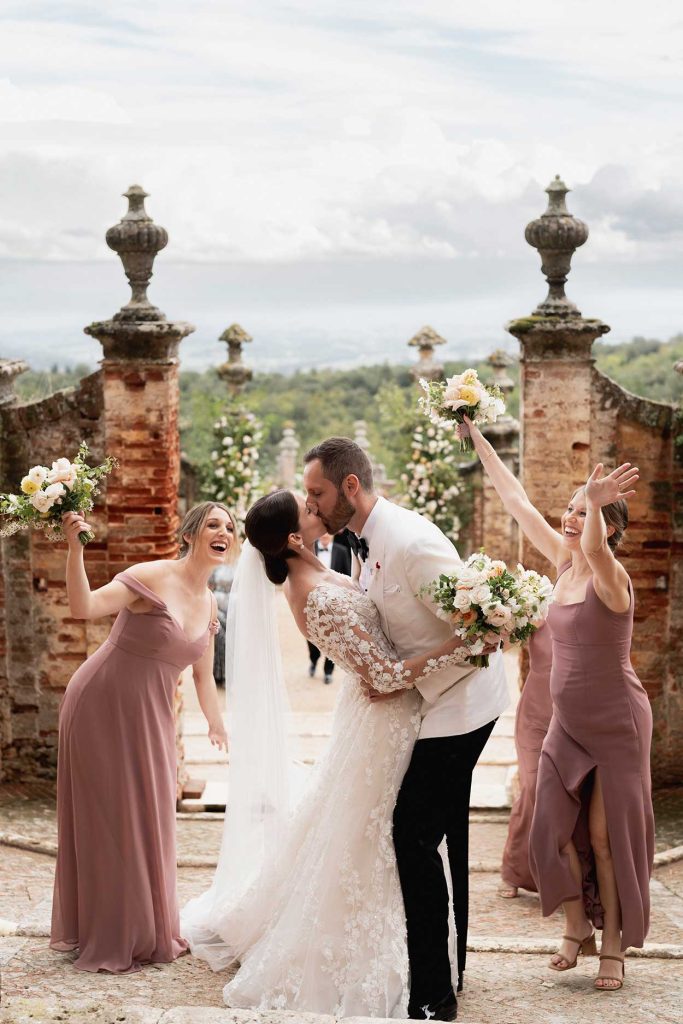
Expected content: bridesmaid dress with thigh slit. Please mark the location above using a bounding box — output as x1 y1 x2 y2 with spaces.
50 571 214 973
501 622 553 892
529 566 654 950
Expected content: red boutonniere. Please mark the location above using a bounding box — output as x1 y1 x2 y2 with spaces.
374 561 381 571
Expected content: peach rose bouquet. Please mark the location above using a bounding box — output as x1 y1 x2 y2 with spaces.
0 443 118 545
418 368 505 452
422 552 554 667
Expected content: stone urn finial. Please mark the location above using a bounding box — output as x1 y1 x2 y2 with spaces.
408 325 446 382
525 175 588 317
105 185 169 322
0 358 28 407
486 350 515 417
277 422 299 487
217 324 253 395
354 420 370 452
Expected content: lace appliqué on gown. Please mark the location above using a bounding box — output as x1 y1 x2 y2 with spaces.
219 583 429 1018
305 583 469 694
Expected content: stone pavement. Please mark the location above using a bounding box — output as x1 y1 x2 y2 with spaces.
2 595 683 1023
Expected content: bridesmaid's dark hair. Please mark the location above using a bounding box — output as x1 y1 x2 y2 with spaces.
178 501 240 561
245 490 300 584
571 487 629 551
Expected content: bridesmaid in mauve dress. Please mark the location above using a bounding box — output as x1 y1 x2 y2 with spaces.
50 501 235 973
499 622 553 897
463 415 653 992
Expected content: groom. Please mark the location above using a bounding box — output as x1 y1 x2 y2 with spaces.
304 437 509 1022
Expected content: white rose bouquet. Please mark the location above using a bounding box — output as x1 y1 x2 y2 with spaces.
0 443 118 545
418 368 506 452
422 552 554 667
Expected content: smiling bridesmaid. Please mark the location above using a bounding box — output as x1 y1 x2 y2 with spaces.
463 414 654 993
50 502 236 973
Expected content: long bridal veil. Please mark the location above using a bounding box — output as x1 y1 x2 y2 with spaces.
181 540 295 970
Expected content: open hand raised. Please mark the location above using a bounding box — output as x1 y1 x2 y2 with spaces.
584 462 639 508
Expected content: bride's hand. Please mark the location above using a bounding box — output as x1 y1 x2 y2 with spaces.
585 462 638 509
208 720 228 752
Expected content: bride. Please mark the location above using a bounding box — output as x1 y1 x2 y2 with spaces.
181 489 472 1018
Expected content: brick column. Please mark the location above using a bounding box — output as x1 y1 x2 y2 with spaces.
85 187 194 800
506 177 609 579
481 351 519 566
84 187 194 568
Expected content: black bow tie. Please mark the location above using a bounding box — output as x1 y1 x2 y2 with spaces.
349 533 369 562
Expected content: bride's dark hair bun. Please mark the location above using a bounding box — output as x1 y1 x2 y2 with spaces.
244 490 300 584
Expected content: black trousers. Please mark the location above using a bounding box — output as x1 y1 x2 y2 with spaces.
307 641 334 677
393 719 496 1009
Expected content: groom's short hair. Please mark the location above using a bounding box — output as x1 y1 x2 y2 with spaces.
304 437 374 492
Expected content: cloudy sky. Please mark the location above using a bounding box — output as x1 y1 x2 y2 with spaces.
1 1 682 368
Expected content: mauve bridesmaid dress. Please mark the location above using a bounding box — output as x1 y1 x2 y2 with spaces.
529 566 654 950
50 571 214 973
500 621 553 892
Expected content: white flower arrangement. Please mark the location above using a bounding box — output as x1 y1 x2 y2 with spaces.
0 443 118 545
418 368 506 452
205 406 263 523
401 420 464 543
422 552 554 667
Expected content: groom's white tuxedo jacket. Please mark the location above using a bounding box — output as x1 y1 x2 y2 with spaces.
355 496 509 740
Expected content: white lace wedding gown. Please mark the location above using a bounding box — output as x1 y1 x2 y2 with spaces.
183 581 466 1019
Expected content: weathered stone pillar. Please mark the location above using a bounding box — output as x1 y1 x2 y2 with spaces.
507 176 681 784
85 186 194 801
480 351 519 565
85 186 195 567
217 324 253 396
0 359 31 779
277 423 300 488
354 419 387 489
506 176 609 579
407 325 446 383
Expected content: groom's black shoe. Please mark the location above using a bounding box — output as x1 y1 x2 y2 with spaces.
408 990 457 1021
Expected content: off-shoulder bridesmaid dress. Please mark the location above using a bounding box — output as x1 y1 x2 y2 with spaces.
50 571 215 973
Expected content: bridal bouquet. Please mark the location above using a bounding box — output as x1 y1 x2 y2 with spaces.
422 552 554 667
0 443 118 545
418 369 505 452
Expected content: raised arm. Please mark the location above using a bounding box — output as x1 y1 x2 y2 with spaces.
581 462 637 613
304 587 470 694
462 415 565 568
64 511 139 619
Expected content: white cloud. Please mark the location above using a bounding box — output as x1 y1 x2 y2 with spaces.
0 1 681 266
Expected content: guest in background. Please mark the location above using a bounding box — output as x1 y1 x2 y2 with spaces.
307 530 352 683
209 562 235 688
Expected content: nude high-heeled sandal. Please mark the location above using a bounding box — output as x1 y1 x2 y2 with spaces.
595 954 625 990
548 929 597 971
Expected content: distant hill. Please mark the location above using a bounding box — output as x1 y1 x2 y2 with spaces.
13 333 683 479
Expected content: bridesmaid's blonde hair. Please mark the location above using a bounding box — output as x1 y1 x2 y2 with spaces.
178 502 240 562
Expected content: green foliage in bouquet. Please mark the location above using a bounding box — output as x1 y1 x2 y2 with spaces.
203 404 263 524
0 442 118 544
422 552 554 667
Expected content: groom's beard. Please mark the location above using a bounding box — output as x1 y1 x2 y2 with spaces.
319 491 355 534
